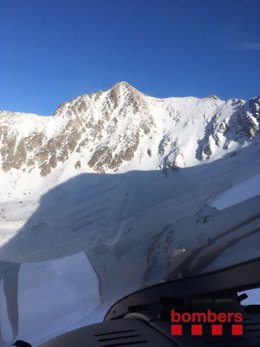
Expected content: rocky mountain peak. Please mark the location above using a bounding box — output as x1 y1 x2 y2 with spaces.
0 83 259 177
111 81 136 92
105 81 145 113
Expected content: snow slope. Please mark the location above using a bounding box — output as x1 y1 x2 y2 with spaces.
211 173 260 210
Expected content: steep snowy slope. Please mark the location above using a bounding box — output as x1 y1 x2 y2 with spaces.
0 82 260 346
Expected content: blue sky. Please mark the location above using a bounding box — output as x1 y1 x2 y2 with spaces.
0 0 260 115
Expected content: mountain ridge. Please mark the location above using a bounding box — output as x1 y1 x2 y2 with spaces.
0 82 259 177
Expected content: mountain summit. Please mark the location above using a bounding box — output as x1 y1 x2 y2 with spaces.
0 82 259 178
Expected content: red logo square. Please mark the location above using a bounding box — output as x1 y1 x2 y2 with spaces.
191 324 202 335
171 324 183 335
232 325 243 335
211 324 223 335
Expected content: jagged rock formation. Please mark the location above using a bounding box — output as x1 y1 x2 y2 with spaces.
0 82 259 176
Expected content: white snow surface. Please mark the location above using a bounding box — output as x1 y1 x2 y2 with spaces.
212 173 260 210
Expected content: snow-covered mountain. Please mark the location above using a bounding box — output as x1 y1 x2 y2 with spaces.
0 81 259 179
0 82 260 346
